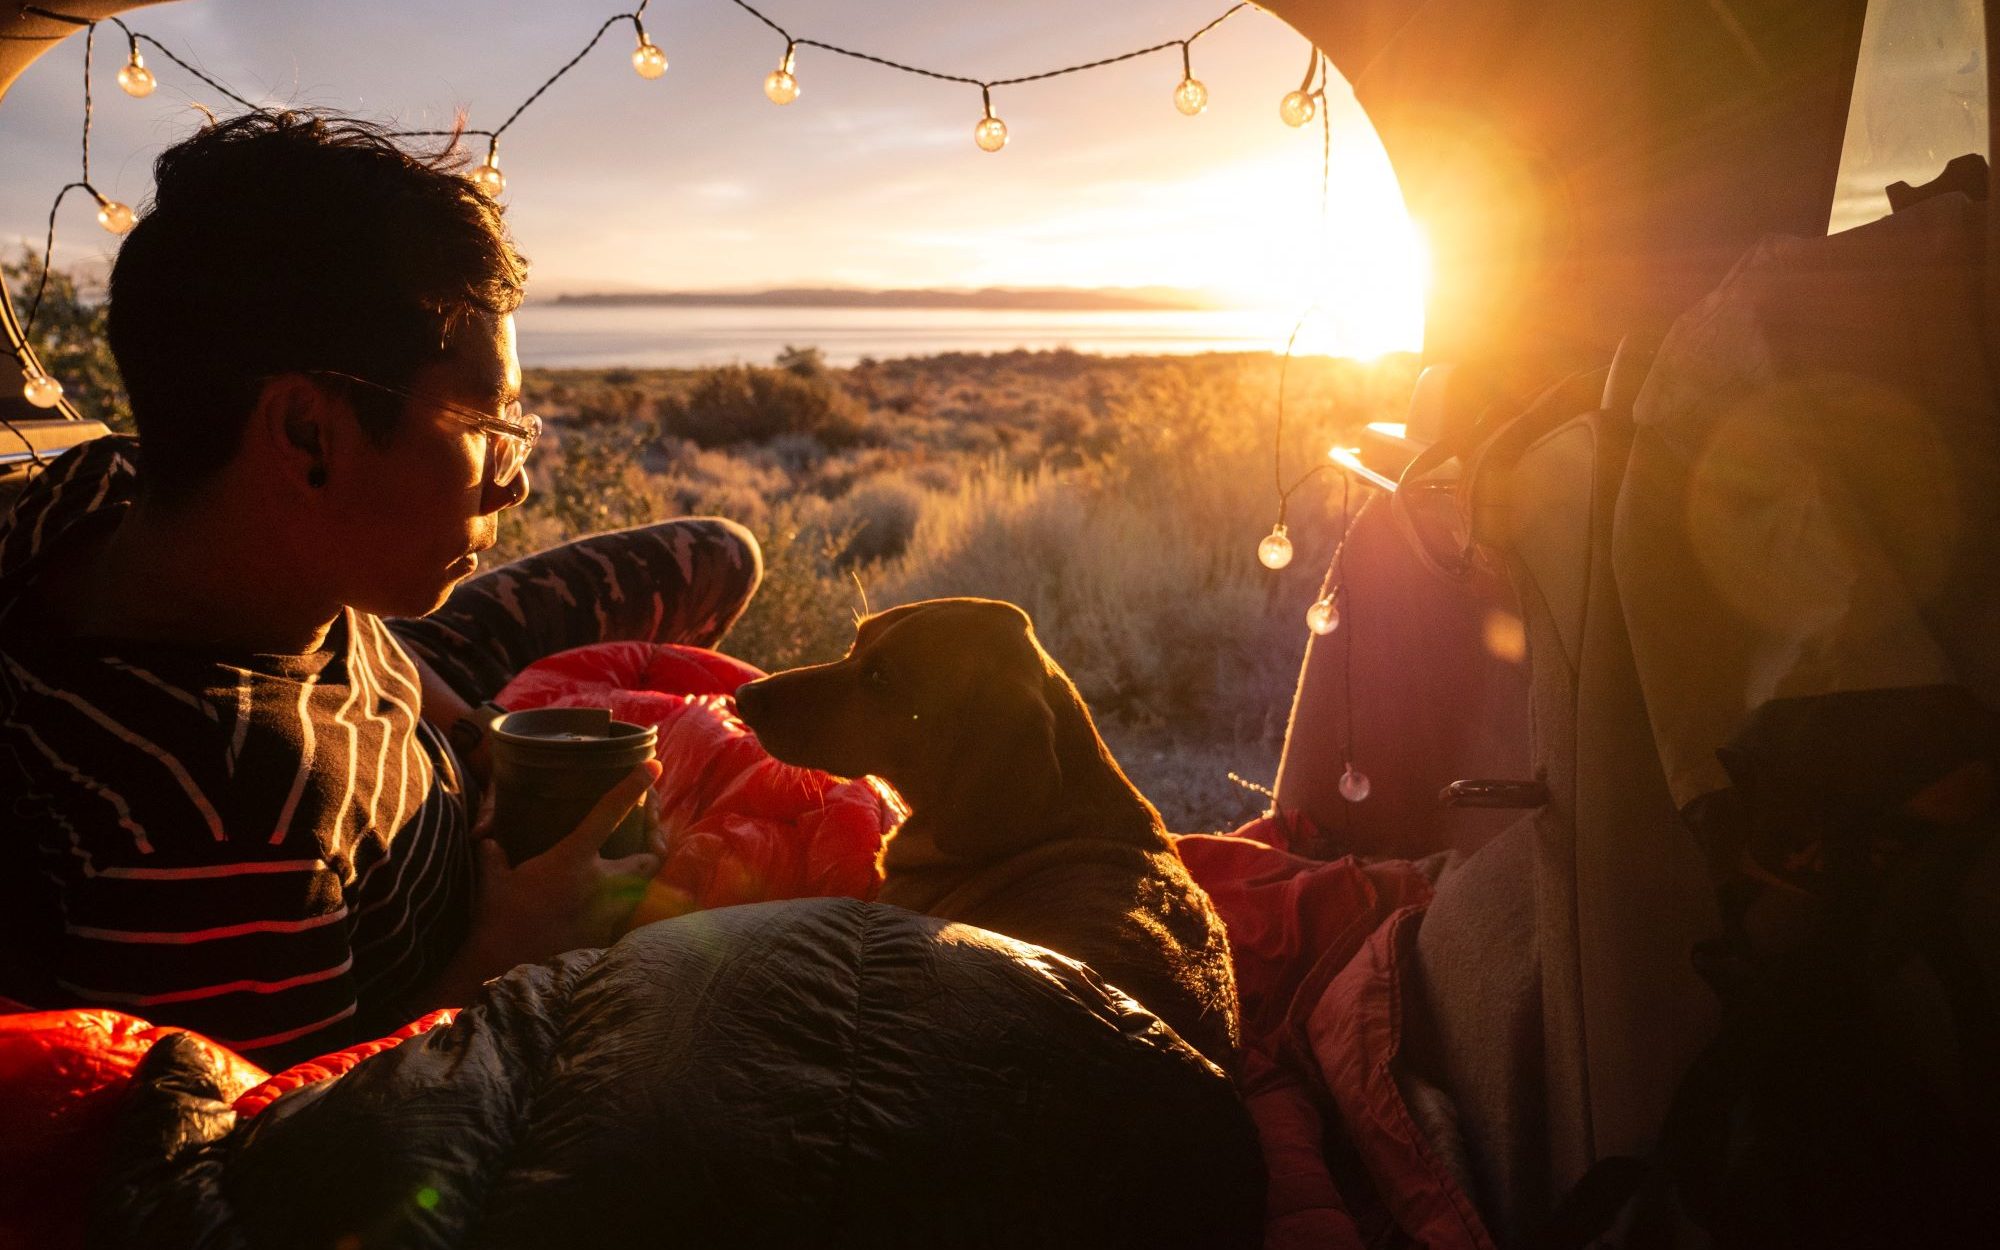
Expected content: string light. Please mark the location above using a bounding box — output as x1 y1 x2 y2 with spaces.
1302 472 1354 634
1337 763 1371 803
1257 523 1293 569
764 41 798 104
1329 484 1376 808
631 17 668 79
1259 62 1347 599
1279 44 1321 127
974 86 1008 152
631 40 668 78
10 1 1286 430
22 370 65 408
469 138 506 197
115 46 154 97
92 191 134 234
1173 42 1207 115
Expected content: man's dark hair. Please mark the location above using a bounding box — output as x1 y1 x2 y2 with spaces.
106 111 530 498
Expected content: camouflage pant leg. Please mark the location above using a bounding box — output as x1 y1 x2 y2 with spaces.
386 516 763 706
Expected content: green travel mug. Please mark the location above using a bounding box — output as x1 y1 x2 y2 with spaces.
486 707 658 867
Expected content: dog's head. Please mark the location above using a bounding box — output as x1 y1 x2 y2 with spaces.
737 597 1122 862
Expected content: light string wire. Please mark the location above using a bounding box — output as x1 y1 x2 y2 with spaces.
387 4 652 142
115 22 258 111
1272 50 1336 520
5 0 1269 385
1335 481 1365 765
78 18 91 184
725 0 1248 92
16 6 101 340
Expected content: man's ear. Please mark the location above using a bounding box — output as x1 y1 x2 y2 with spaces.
247 375 346 493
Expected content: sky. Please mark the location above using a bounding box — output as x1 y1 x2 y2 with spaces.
2 0 1428 354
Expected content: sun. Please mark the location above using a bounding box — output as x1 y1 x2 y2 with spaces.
1157 91 1430 361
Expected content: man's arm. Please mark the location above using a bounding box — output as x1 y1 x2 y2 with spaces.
407 648 498 787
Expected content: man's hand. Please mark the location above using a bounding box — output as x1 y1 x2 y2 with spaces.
418 760 665 1010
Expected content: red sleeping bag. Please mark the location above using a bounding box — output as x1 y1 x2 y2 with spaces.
492 641 905 925
0 1003 456 1250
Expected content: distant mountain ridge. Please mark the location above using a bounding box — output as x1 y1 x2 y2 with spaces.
545 286 1222 311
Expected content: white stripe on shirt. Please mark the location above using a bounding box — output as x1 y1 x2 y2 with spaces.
102 658 222 722
269 674 320 845
5 655 226 843
67 906 349 944
6 715 150 854
57 954 354 1006
96 859 325 880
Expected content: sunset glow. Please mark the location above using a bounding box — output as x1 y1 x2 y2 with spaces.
2 0 1428 360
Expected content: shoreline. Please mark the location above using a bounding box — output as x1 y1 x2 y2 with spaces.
513 302 1419 371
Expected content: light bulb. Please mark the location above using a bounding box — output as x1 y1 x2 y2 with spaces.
117 54 156 98
1279 90 1316 127
469 158 506 198
95 199 136 234
764 68 799 105
22 371 64 408
1173 77 1208 116
1306 595 1340 635
632 40 668 79
974 115 1008 152
1338 764 1371 803
1257 523 1293 570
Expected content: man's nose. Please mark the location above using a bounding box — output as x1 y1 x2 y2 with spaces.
482 465 530 515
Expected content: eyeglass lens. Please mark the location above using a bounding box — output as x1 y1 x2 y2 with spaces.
489 404 533 485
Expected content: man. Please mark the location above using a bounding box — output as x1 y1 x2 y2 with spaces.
0 112 761 1067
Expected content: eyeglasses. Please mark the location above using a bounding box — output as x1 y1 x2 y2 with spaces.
308 369 541 487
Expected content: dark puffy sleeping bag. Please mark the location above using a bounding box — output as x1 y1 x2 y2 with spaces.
92 898 1264 1249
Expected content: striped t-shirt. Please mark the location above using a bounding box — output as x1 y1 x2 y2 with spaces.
0 436 474 1067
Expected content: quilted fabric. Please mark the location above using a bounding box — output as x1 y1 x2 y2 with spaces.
94 899 1265 1249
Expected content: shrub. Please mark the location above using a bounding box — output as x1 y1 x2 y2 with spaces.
775 344 827 377
666 364 870 449
490 422 663 566
759 432 830 475
831 473 927 567
713 492 863 675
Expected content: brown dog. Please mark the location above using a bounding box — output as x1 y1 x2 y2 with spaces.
734 597 1241 1070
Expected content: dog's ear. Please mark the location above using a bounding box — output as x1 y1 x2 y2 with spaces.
928 667 1064 863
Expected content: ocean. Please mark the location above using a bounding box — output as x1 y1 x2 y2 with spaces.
513 302 1305 369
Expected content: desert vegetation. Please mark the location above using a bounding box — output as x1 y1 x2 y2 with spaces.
510 346 1416 829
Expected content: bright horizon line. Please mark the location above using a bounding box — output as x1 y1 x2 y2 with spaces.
528 281 1259 305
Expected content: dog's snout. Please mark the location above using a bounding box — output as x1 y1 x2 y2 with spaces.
734 679 770 727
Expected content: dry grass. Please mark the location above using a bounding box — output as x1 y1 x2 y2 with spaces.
506 349 1417 829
